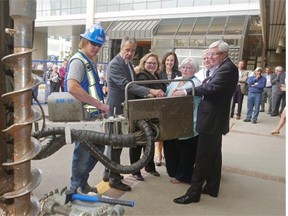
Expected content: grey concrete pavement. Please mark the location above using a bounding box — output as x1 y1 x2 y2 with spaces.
32 97 286 215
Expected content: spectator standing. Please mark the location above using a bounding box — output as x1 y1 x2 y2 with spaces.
243 67 266 124
230 60 249 120
103 36 164 191
49 65 61 93
129 53 166 181
270 66 286 116
164 57 201 184
260 66 273 113
65 24 109 194
43 62 53 103
59 59 68 92
195 49 215 82
37 61 44 70
172 40 238 204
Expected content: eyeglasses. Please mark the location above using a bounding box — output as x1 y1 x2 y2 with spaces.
89 41 102 47
208 51 224 56
181 66 193 71
145 62 157 66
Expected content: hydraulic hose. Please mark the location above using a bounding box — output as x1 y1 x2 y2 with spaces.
32 120 154 174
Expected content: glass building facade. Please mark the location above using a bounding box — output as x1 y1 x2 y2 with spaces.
35 0 261 69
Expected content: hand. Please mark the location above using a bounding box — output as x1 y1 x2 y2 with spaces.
149 89 165 97
99 104 109 115
280 84 286 92
171 89 186 96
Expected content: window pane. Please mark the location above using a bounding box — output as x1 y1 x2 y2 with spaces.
120 3 133 11
96 0 107 5
156 18 181 36
177 18 196 36
211 0 229 4
194 0 211 6
177 0 193 7
133 3 146 10
226 16 247 34
192 17 211 35
208 17 227 35
96 6 107 12
175 39 189 47
148 2 161 9
162 0 177 8
108 4 120 12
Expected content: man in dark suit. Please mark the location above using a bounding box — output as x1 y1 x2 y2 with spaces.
270 66 286 116
103 36 164 191
172 40 238 204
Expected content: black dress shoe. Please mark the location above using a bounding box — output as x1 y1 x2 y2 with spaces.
133 174 144 181
202 187 218 197
173 195 199 204
109 182 131 191
147 170 160 177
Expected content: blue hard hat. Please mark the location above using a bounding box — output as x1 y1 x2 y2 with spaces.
80 23 106 45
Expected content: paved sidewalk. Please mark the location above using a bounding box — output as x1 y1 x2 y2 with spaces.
103 108 286 216
33 100 286 215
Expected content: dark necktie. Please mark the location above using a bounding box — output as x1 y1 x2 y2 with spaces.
206 70 210 78
127 63 134 81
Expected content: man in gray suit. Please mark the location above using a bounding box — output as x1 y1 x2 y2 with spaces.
103 36 164 191
270 66 286 116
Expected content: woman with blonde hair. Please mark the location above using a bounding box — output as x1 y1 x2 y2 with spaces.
129 52 166 181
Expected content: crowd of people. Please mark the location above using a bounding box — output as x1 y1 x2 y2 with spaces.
40 23 285 204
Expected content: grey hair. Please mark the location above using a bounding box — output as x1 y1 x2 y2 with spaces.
180 57 199 72
120 36 137 48
209 40 229 52
202 49 209 57
275 66 283 72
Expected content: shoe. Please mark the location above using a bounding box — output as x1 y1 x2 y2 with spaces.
243 118 251 122
103 174 109 182
267 112 271 114
133 174 144 181
259 109 264 112
155 155 163 166
173 195 199 204
147 170 160 177
155 162 162 166
271 131 280 135
202 187 218 197
236 115 240 120
270 114 278 117
81 184 98 194
109 182 131 191
251 120 257 124
103 174 123 182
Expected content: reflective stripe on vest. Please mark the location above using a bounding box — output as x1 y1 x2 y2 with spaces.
71 52 102 113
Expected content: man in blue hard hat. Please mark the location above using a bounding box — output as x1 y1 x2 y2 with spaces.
65 23 109 193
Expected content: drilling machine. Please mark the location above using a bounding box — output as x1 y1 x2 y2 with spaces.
0 1 195 215
32 79 195 215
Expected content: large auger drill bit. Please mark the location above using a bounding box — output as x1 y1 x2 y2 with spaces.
0 0 42 215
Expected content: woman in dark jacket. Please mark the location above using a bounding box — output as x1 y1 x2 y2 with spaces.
129 53 166 181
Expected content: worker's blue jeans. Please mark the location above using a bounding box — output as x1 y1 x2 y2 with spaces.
70 141 104 190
